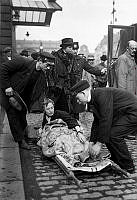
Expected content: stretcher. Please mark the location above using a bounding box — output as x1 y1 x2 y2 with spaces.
53 154 131 188
38 121 131 188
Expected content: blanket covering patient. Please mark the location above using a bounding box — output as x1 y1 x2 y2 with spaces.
37 98 111 168
37 98 91 166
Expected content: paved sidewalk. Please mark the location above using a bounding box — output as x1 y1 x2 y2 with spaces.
0 116 25 200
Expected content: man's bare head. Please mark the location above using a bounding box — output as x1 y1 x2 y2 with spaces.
127 40 137 57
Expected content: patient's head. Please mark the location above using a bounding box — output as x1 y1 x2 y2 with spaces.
43 98 54 117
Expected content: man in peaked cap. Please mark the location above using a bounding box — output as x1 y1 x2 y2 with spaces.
69 43 107 119
73 42 79 56
20 49 29 57
70 80 137 173
0 52 54 149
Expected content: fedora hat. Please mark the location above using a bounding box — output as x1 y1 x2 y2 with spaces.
60 38 74 47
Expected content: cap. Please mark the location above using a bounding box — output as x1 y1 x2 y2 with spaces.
3 47 12 53
100 55 107 61
20 49 29 57
31 51 55 62
73 42 79 50
70 80 90 96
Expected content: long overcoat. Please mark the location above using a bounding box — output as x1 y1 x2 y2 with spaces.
70 55 104 114
117 51 137 95
0 55 46 110
88 87 137 143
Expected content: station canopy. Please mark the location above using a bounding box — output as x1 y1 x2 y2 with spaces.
12 0 62 26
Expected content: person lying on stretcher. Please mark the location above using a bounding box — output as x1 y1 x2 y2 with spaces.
37 98 108 166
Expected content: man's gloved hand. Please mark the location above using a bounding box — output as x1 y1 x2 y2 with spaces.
5 87 14 96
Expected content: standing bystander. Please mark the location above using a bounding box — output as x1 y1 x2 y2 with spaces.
116 40 137 139
0 46 12 133
0 52 54 149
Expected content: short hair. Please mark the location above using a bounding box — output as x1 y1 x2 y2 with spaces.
43 98 54 107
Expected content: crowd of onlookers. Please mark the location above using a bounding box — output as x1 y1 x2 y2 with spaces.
0 37 107 148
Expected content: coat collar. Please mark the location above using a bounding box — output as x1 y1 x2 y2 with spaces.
125 50 135 61
88 89 100 119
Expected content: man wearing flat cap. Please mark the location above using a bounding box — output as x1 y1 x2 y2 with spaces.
1 46 12 62
70 80 137 173
0 52 55 149
69 42 107 119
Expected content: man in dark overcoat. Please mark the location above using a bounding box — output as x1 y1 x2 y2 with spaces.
0 46 12 133
0 52 54 149
52 38 106 115
70 80 137 173
70 42 107 118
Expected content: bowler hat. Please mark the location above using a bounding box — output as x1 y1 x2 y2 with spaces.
9 91 28 113
73 42 79 50
60 38 74 47
100 55 107 61
70 80 90 96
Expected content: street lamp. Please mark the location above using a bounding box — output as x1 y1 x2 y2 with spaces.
26 31 29 37
39 41 43 53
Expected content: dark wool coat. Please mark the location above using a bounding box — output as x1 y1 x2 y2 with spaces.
42 110 79 129
52 50 102 91
0 55 46 110
70 55 102 87
88 87 137 143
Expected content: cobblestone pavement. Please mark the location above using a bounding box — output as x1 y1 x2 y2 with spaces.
25 112 137 200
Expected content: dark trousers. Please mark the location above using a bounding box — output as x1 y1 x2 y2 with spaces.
91 115 137 169
107 115 137 169
6 106 27 142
